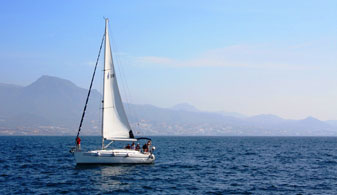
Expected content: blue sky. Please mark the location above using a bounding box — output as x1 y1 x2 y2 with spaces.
1 0 337 120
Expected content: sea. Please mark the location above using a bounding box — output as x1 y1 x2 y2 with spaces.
1 136 337 194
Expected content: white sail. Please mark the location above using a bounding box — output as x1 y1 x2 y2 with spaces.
102 19 132 140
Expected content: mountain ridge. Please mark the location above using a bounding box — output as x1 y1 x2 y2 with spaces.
0 75 336 136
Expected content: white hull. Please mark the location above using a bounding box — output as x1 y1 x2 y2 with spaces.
74 149 155 164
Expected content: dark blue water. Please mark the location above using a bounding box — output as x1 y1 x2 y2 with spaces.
1 136 337 194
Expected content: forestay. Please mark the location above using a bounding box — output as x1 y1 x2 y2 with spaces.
102 19 132 140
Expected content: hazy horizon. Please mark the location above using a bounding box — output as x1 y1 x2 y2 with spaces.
1 1 337 120
0 74 335 123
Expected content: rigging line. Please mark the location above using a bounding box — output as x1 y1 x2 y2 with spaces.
118 57 140 131
114 51 131 113
115 49 138 130
97 66 103 139
110 35 139 132
76 32 105 139
117 56 141 133
99 62 103 132
109 29 141 134
109 31 134 126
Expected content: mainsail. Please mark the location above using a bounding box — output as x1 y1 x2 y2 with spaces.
102 19 133 140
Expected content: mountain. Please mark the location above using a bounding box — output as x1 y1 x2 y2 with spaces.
326 120 337 128
0 76 101 135
0 75 336 136
216 111 246 119
170 103 200 112
241 115 335 136
247 114 285 123
287 117 335 135
126 103 242 136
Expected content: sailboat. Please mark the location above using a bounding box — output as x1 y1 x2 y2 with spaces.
72 19 155 164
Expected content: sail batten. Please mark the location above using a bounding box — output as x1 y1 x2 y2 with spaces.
102 19 132 140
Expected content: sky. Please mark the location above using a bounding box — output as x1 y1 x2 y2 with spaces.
1 0 337 120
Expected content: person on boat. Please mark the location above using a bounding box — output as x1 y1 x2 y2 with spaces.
76 137 81 150
125 144 131 149
135 143 140 151
147 140 152 152
131 142 136 150
142 143 148 153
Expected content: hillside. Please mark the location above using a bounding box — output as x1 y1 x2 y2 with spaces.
0 76 336 136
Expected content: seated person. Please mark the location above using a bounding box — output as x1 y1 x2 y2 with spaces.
131 142 136 150
135 143 140 151
125 144 131 149
142 143 148 153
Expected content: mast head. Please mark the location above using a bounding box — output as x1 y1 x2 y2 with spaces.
104 18 109 34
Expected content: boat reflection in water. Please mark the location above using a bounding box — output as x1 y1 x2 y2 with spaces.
75 165 140 191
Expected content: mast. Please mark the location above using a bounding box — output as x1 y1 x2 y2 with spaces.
101 18 109 149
